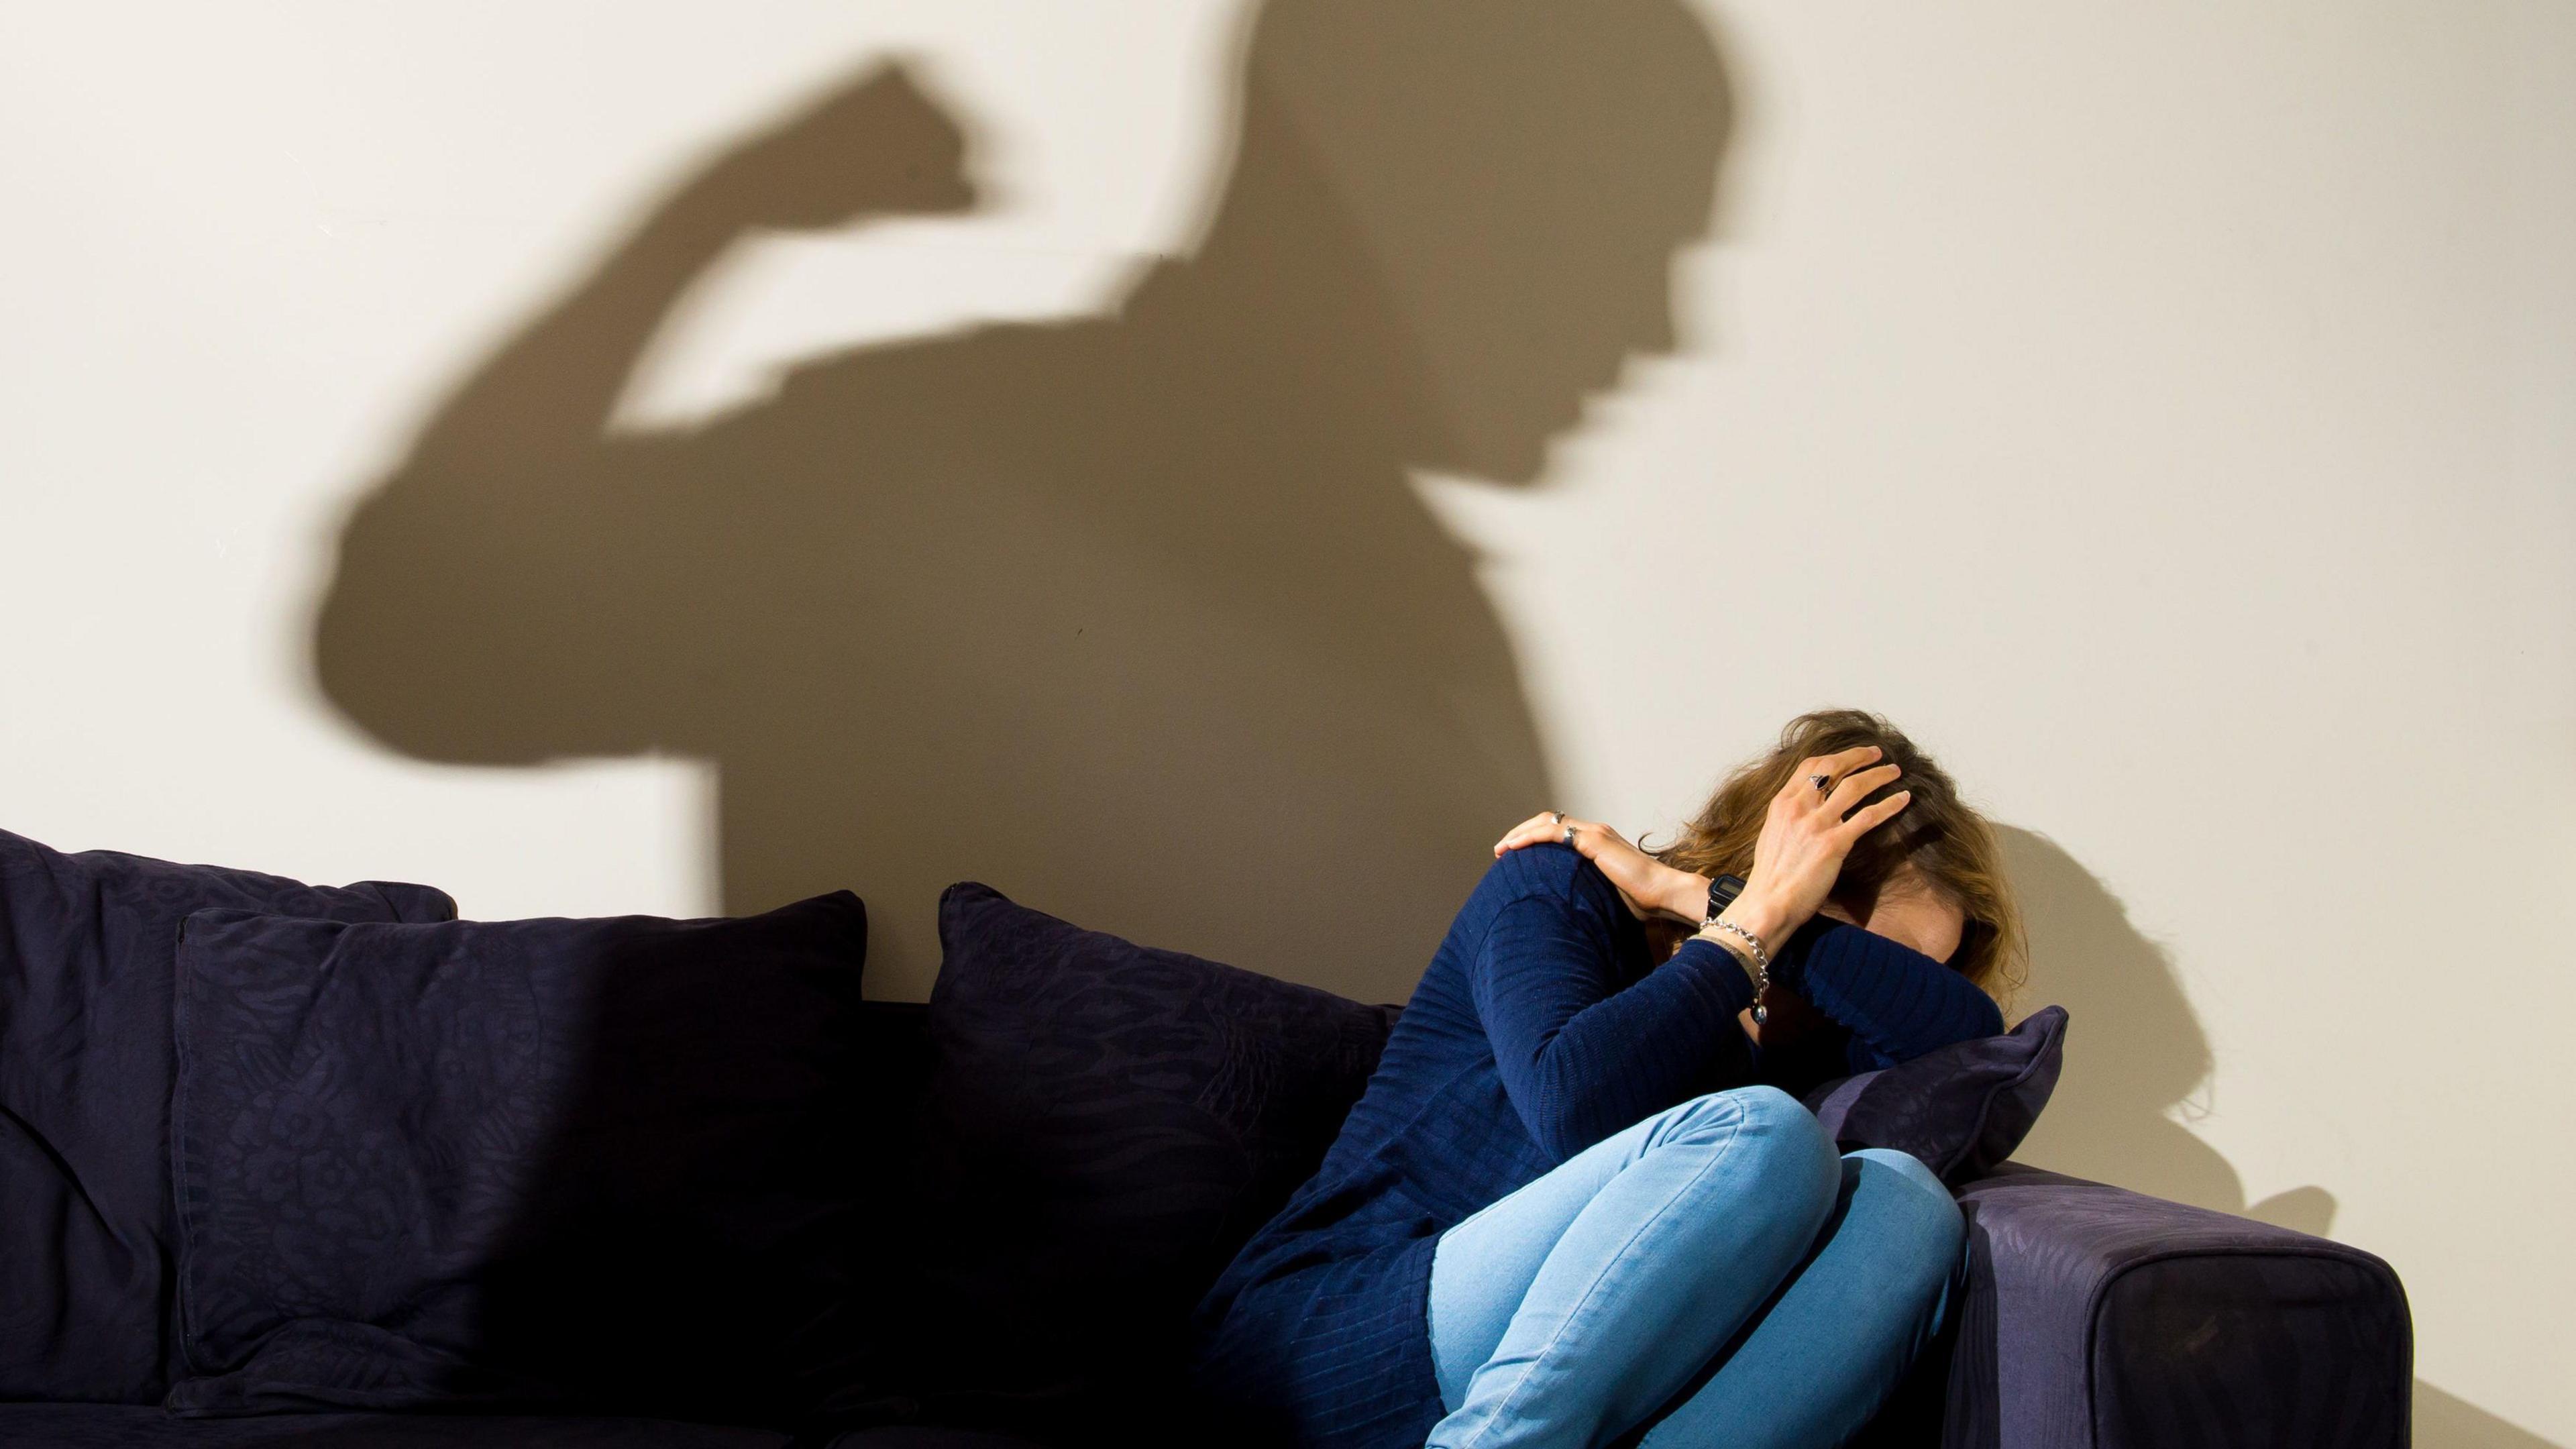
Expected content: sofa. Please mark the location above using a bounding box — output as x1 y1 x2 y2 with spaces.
0 832 2413 1448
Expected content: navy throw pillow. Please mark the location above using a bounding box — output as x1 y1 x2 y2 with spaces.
914 883 1397 1424
1801 1004 2068 1184
166 892 890 1426
0 827 454 1404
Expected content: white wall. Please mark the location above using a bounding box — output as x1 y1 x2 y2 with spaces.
3 4 2567 1443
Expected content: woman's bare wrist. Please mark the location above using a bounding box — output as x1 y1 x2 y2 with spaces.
1664 869 1715 924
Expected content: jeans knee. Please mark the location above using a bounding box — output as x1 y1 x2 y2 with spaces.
1655 1084 1804 1142
1844 1148 1967 1293
1652 1087 1838 1205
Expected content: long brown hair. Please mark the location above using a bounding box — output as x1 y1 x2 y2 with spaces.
1650 708 2027 1008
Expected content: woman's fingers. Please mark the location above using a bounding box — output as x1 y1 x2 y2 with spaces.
1833 789 1913 840
1821 761 1903 818
1495 812 1591 856
1780 745 1884 802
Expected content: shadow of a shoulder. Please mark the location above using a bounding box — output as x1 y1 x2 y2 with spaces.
309 0 1735 1002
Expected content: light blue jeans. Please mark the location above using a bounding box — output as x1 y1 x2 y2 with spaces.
1426 1087 1963 1449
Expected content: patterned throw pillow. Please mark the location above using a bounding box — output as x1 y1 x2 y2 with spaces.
165 892 889 1426
913 883 1397 1424
0 828 454 1404
1801 1005 2069 1184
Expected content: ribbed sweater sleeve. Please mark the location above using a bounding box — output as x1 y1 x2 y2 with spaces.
1772 918 2004 1071
1469 894 1756 1163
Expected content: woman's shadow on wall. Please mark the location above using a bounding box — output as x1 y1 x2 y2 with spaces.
1994 826 2332 1235
1996 826 2557 1449
311 0 1732 1005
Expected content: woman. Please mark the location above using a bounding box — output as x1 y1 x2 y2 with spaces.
1191 710 2025 1449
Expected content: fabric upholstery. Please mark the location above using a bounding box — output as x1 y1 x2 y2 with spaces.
1942 1163 2411 1449
3 828 2416 1448
0 828 455 1403
1801 1006 2068 1184
913 883 1396 1436
0 1405 784 1448
0 1406 1049 1449
165 894 889 1428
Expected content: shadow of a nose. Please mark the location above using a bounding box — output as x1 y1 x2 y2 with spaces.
309 0 1735 1002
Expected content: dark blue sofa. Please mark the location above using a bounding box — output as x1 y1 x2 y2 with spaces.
7 982 2412 1449
9 997 2410 1448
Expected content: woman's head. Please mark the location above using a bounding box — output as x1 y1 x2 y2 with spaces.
1654 708 2027 1006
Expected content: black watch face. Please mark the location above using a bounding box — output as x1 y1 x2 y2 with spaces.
1708 873 1746 916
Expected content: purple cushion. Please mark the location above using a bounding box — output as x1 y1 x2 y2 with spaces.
166 893 889 1426
914 884 1395 1419
0 827 455 1403
1800 1004 2068 1183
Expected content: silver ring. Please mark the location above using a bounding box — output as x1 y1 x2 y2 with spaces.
1562 824 1578 846
1550 810 1566 824
1809 773 1831 793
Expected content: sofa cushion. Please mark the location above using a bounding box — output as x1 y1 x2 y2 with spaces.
0 1405 788 1448
0 828 455 1403
0 1406 1054 1449
913 883 1396 1425
1800 1004 2068 1184
166 893 890 1426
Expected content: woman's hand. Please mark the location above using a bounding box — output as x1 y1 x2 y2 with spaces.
1493 812 1704 922
1729 745 1913 945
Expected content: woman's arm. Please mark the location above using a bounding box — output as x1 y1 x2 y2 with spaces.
1471 889 1757 1163
1493 743 2000 1071
1506 830 2002 1068
1771 919 2003 1069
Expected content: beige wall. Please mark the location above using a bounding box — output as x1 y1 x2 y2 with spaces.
3 4 2567 1443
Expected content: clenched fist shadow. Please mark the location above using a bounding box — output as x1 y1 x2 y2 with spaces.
314 1 1733 1002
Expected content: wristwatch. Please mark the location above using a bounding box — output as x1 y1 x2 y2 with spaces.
1703 873 1747 925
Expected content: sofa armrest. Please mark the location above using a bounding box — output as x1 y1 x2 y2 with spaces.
1942 1163 2411 1449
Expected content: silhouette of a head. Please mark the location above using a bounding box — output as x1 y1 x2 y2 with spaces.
1197 0 1731 484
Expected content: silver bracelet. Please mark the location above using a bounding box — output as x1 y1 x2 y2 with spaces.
1703 919 1770 1024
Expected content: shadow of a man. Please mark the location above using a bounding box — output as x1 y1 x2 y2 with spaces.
315 0 1733 1002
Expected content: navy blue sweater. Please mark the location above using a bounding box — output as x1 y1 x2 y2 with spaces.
1189 845 2003 1449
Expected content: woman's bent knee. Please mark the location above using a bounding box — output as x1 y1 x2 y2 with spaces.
1652 1086 1821 1151
1648 1087 1839 1206
1843 1148 1967 1295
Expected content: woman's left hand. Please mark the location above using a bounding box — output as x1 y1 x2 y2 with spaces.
1495 812 1703 922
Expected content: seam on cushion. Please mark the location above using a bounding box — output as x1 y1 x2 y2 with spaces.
2076 1242 2412 1449
167 914 206 1378
0 1099 117 1235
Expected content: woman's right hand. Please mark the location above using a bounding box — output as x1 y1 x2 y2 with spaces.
1726 745 1912 945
